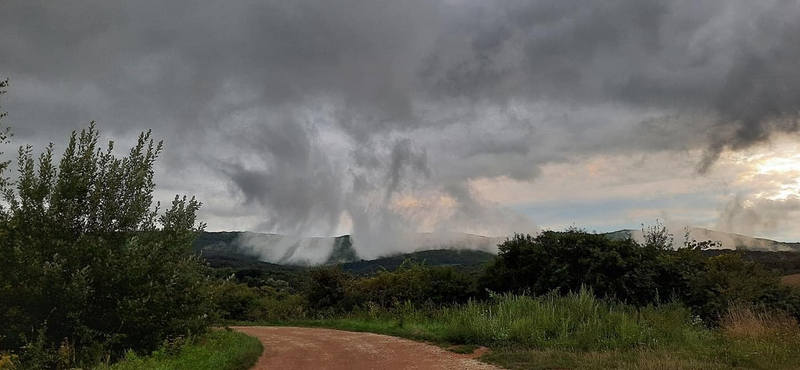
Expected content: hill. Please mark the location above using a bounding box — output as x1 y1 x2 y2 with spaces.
193 231 504 266
606 227 800 252
193 228 800 276
340 249 495 274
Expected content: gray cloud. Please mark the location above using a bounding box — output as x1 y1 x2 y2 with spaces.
2 0 799 250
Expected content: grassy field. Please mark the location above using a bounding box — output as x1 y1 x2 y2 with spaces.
96 329 262 370
252 290 800 370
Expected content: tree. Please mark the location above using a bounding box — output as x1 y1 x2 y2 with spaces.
0 96 214 368
0 78 11 192
684 252 800 323
481 230 664 306
307 266 355 311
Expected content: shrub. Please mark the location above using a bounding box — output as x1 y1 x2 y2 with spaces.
214 280 306 322
214 281 261 320
0 124 213 369
353 261 478 308
245 289 307 322
307 265 357 312
480 228 800 325
481 230 664 306
99 330 263 370
685 252 800 322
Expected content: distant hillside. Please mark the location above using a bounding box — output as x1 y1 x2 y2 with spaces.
194 228 800 268
340 249 495 275
194 232 495 275
606 227 800 252
195 232 800 276
193 231 503 266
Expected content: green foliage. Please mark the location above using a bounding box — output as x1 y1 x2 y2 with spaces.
479 228 800 324
481 230 665 306
0 79 11 197
213 280 306 322
290 289 800 370
340 249 493 275
98 329 262 370
291 288 706 351
684 252 800 322
641 220 674 251
307 265 357 311
704 250 800 275
352 261 478 307
304 262 481 315
0 124 213 369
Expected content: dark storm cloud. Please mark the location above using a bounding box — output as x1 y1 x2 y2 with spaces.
387 139 430 198
421 0 800 164
222 114 345 235
1 0 799 240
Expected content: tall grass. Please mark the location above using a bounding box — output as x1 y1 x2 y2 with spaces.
436 290 709 350
291 288 710 351
95 329 262 370
722 303 798 340
277 288 800 369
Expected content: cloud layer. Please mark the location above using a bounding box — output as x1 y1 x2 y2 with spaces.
2 0 799 247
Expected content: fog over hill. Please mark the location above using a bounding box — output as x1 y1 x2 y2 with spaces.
607 227 800 252
195 227 799 266
195 231 504 265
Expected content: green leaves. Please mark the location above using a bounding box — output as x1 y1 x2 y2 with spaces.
0 123 212 369
482 231 662 306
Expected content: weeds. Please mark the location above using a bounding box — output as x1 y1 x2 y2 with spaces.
96 330 262 370
271 288 800 369
722 303 798 340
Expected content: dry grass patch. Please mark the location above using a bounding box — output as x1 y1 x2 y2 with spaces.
482 349 731 370
781 274 800 287
722 303 799 340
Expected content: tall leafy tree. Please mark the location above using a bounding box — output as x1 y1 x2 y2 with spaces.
0 83 215 369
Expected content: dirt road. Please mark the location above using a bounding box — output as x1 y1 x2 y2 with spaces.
233 326 501 370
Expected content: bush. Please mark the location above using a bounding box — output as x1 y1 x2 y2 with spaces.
353 261 478 308
0 124 214 368
99 329 263 370
213 280 306 322
244 289 307 322
305 262 480 314
307 265 357 312
481 230 664 306
480 228 800 324
685 252 800 322
214 281 260 320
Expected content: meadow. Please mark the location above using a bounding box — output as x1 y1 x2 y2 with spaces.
271 290 800 369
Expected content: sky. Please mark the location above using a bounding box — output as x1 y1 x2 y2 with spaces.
1 0 800 247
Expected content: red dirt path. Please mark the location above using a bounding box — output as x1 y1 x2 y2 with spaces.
233 326 501 370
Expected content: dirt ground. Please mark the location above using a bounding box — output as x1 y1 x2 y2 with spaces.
232 326 501 370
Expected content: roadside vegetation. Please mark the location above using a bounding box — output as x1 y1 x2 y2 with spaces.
97 330 262 370
0 82 259 370
221 227 800 369
278 290 800 369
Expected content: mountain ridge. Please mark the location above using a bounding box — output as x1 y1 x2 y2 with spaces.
193 228 800 267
